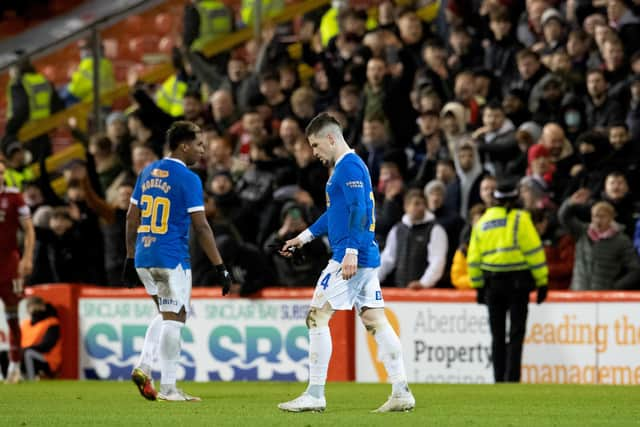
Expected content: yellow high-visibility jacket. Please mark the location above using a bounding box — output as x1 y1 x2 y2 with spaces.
191 0 233 51
155 75 188 117
67 57 115 102
7 72 52 121
467 206 548 288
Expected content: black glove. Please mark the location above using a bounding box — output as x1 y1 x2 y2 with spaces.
476 287 486 305
537 285 548 304
266 239 306 265
215 264 232 296
121 258 140 288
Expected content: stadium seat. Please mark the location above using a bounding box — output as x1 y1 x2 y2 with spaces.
155 13 174 34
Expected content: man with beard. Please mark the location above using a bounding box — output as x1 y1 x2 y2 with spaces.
603 123 639 192
584 69 625 130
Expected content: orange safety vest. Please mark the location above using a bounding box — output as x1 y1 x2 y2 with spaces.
21 316 62 373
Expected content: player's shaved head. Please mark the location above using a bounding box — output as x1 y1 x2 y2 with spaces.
305 112 343 139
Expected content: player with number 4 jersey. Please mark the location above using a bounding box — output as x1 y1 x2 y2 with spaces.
277 113 415 413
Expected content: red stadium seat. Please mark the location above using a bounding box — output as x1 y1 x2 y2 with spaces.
122 15 145 36
155 13 174 34
158 36 174 54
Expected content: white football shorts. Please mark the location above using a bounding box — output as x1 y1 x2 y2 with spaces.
136 264 192 314
311 260 384 311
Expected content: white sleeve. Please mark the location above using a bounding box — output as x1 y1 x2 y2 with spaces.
419 224 448 288
378 225 398 282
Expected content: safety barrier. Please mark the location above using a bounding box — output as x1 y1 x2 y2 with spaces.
3 286 638 384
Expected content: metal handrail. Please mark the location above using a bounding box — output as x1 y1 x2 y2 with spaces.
16 0 331 143
0 0 166 73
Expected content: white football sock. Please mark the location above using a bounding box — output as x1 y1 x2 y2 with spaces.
374 323 408 389
159 320 183 389
137 314 162 373
307 326 332 390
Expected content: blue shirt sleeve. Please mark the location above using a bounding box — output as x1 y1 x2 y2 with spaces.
184 171 204 213
309 211 328 237
340 162 368 250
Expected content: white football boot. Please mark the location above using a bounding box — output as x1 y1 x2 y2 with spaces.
5 366 22 384
278 393 326 412
157 388 201 402
372 392 416 413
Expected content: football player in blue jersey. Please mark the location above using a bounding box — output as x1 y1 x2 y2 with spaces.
122 121 232 402
277 113 415 413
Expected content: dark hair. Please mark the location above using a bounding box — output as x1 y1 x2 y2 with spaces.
51 207 72 221
569 28 590 42
364 110 387 124
485 99 504 110
340 84 360 97
184 89 202 100
606 170 627 181
609 122 629 131
259 69 280 83
167 121 200 151
404 188 426 204
490 9 511 23
586 68 606 79
305 112 342 138
437 158 455 170
516 48 539 63
458 142 474 153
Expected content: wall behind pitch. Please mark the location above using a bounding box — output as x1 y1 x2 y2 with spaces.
77 287 355 381
355 290 640 384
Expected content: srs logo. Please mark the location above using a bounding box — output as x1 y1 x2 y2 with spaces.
207 325 309 381
82 323 195 380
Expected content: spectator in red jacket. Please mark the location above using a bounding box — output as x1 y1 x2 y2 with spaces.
531 208 575 290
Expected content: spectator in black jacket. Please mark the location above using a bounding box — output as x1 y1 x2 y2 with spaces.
584 69 625 131
509 48 549 100
603 123 640 191
263 201 330 286
3 54 64 160
293 137 328 210
472 100 518 177
607 0 640 56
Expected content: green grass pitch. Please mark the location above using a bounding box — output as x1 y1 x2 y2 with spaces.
0 381 639 426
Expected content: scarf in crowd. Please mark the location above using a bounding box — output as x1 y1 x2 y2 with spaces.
587 223 619 242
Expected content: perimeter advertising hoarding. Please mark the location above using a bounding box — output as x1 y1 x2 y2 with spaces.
355 303 494 383
78 298 311 381
356 302 640 384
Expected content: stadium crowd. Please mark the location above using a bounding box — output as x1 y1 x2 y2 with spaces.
4 0 640 294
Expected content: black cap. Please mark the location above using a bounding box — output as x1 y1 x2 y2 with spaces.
494 176 520 200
